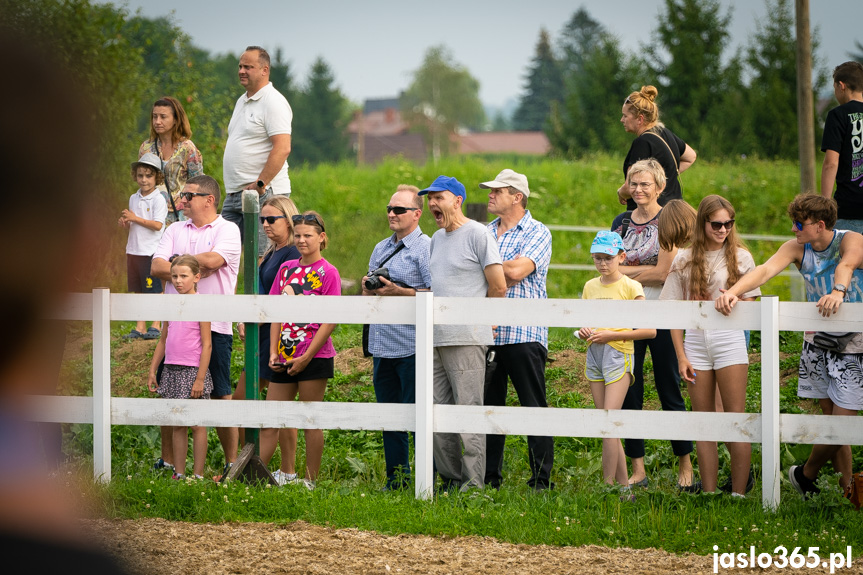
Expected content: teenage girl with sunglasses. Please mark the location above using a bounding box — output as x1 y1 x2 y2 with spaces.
268 211 341 490
232 195 302 484
660 195 759 497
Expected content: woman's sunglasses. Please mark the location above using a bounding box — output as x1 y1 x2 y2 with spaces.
387 206 419 215
259 215 287 225
708 219 735 231
292 214 325 231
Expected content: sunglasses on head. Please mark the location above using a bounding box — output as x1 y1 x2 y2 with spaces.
794 220 818 231
292 214 325 231
259 215 286 225
387 206 419 215
180 191 210 202
708 219 735 231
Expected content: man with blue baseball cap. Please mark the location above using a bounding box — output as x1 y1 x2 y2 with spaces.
419 175 506 492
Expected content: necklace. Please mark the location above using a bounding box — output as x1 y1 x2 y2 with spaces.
157 137 175 160
705 250 726 284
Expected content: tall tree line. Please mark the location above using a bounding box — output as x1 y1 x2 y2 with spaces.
517 0 832 160
5 0 353 198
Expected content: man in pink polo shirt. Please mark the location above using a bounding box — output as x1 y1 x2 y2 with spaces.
152 174 241 476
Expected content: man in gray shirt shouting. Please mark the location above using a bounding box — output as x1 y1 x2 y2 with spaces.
418 175 506 492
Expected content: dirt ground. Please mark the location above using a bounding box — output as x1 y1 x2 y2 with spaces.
89 518 861 575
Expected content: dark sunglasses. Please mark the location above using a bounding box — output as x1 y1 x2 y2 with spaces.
180 191 211 202
794 220 818 231
292 214 325 231
708 219 735 231
259 215 287 225
387 206 419 215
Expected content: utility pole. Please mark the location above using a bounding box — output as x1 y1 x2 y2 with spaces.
355 109 365 165
796 0 816 194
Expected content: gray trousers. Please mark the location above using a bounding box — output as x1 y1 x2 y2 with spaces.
222 189 283 256
432 345 486 490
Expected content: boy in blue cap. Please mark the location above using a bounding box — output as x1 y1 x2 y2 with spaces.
577 231 655 495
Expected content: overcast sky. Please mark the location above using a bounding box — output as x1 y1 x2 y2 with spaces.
105 0 861 109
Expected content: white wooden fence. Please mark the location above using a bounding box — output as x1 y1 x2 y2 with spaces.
28 290 863 509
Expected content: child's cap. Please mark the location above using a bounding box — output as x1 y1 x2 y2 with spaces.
132 153 163 172
591 230 625 255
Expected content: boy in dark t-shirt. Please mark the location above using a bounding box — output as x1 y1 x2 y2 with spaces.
821 61 863 232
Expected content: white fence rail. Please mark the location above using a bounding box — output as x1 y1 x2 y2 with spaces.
33 290 863 509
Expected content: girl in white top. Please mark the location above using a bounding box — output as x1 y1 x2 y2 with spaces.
660 195 760 496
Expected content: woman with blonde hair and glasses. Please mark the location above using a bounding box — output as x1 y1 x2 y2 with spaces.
660 195 759 497
617 85 696 210
612 159 695 490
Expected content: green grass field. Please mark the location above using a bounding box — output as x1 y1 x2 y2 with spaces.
277 153 802 299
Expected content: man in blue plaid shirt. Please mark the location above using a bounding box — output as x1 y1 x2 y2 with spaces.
363 185 432 490
481 169 554 491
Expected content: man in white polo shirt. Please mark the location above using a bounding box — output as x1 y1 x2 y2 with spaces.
222 45 292 249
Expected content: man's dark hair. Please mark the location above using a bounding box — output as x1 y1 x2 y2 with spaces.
187 174 221 206
246 45 271 68
833 61 863 93
787 194 837 230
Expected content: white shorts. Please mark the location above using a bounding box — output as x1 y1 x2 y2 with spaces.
683 329 748 371
585 343 634 385
798 341 863 410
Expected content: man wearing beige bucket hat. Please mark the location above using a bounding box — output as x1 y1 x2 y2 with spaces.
481 169 554 491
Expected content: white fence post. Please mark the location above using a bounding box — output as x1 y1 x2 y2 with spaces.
761 296 780 510
414 291 434 500
92 288 111 482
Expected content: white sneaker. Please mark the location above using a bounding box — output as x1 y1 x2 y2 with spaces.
301 478 316 491
273 470 298 486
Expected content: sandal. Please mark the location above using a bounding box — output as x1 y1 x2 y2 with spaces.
142 327 161 340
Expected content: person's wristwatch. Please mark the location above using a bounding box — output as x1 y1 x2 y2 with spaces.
833 283 847 298
256 179 266 196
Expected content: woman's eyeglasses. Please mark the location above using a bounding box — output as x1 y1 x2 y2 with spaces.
259 215 286 225
793 220 818 231
387 206 419 215
292 214 325 231
629 181 655 190
180 191 211 201
708 219 735 231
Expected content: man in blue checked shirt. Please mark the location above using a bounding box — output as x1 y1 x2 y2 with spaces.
481 169 555 491
362 185 432 491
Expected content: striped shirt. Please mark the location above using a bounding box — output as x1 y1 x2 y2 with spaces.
488 210 551 347
367 226 432 358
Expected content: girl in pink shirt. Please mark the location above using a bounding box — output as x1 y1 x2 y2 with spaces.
148 254 213 480
268 211 341 489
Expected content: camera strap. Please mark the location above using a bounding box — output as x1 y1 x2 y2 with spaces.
363 241 407 359
376 242 406 267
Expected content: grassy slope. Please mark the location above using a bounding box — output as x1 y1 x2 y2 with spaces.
287 154 801 298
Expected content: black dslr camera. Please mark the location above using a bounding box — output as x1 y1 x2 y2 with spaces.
365 268 410 291
364 267 392 290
